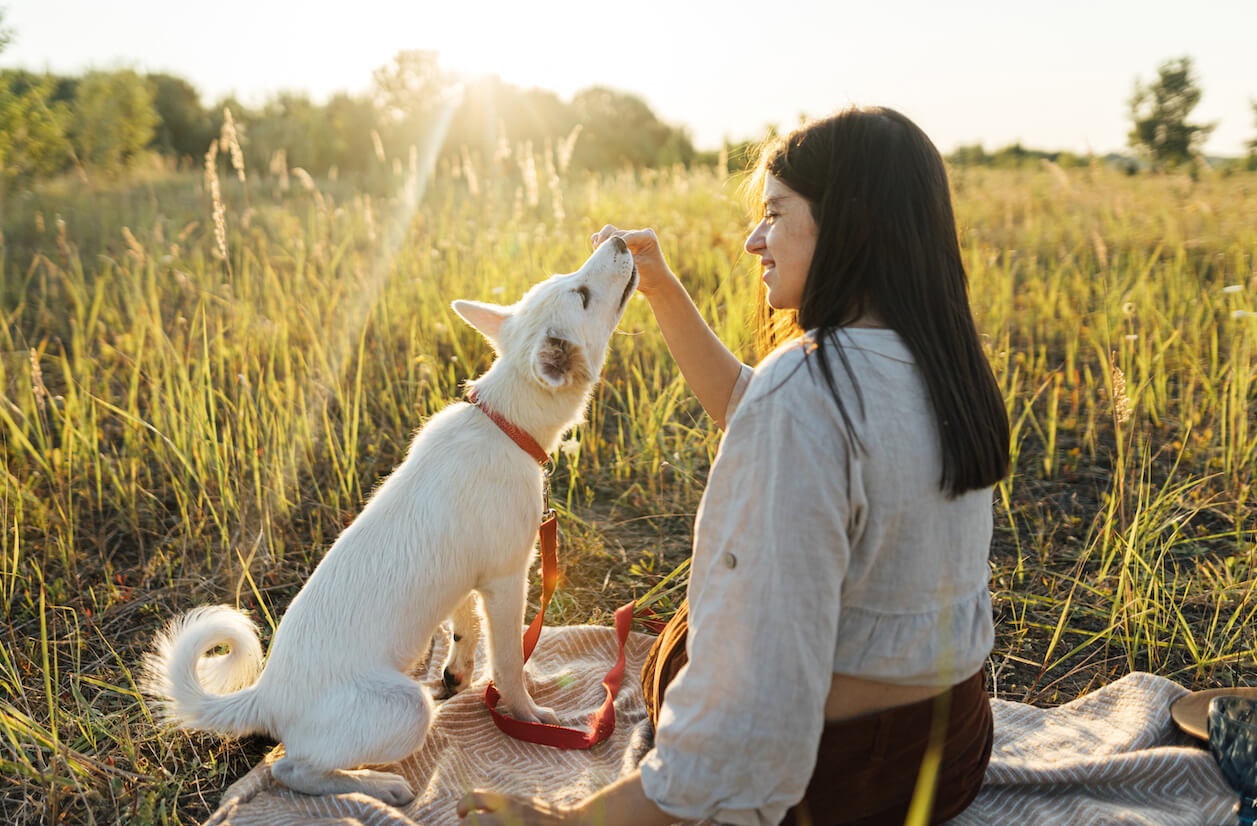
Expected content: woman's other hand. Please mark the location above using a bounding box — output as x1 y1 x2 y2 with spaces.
590 225 676 299
457 790 573 825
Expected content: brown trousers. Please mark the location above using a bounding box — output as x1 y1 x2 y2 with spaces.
641 602 993 826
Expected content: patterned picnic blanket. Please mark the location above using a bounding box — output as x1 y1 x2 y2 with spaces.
204 626 1239 825
952 671 1236 825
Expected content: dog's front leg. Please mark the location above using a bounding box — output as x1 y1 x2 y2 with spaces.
438 592 481 697
478 571 559 724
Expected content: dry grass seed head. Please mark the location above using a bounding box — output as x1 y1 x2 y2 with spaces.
557 124 581 175
1109 353 1132 425
292 168 316 192
29 350 47 412
220 107 246 183
371 129 386 164
205 141 228 261
121 227 144 262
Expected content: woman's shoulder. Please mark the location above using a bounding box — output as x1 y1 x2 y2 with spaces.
743 328 914 405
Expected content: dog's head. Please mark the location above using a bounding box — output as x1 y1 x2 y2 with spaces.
452 236 637 391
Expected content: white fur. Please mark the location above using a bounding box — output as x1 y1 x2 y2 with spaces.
143 237 637 805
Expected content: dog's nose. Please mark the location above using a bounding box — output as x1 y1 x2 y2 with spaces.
610 235 627 254
442 667 460 691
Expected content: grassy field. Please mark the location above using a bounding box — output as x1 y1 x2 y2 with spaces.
1 153 1255 823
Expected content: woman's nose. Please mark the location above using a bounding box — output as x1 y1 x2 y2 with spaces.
744 220 767 255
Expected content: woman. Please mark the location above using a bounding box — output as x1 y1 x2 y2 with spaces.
459 106 1009 826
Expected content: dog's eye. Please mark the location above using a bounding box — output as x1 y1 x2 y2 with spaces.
452 634 463 643
574 286 590 309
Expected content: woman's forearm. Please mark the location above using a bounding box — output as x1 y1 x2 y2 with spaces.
568 770 678 826
648 275 743 430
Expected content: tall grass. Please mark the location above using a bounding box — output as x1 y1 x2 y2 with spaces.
0 156 1254 822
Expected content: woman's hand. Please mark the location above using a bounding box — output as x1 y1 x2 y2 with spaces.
590 224 677 300
591 223 743 430
457 790 575 825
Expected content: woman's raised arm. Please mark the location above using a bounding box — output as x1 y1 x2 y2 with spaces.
592 225 745 430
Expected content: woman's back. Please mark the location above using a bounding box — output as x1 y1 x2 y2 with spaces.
721 327 995 688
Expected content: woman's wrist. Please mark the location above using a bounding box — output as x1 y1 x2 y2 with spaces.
561 799 603 825
559 772 676 826
642 268 689 313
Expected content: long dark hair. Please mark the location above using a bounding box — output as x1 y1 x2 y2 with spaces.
751 106 1009 496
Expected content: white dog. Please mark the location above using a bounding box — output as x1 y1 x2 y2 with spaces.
143 236 637 804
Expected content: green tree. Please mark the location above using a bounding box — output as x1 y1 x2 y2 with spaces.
372 50 449 123
71 69 159 173
949 143 991 167
244 92 322 173
569 87 694 170
147 72 211 164
0 11 71 184
323 92 380 176
445 76 573 165
0 72 70 183
370 49 458 165
1127 56 1215 168
1246 100 1257 172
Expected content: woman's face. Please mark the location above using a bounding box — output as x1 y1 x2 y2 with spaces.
744 173 818 311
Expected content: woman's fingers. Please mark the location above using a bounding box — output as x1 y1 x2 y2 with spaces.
457 789 505 816
591 224 622 248
457 790 513 825
624 228 658 255
457 790 565 825
592 226 659 256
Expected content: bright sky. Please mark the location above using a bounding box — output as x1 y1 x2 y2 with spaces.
5 0 1255 157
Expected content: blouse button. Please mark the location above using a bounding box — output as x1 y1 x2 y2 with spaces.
722 552 737 569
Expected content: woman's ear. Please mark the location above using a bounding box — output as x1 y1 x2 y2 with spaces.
532 332 591 388
451 300 511 347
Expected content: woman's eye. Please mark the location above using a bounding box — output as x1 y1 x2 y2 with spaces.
575 286 590 308
764 211 779 224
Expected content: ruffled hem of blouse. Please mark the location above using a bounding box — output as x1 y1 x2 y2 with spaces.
835 587 994 686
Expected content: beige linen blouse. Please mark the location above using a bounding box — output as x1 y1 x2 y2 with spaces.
638 328 996 826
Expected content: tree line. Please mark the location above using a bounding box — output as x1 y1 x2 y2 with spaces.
949 57 1257 173
0 45 700 188
2 30 1255 187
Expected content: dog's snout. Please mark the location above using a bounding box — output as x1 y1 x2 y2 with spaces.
610 235 628 254
442 668 459 690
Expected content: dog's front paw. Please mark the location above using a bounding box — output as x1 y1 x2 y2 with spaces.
516 703 560 726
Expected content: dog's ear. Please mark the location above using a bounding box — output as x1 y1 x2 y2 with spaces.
451 300 510 345
533 331 592 389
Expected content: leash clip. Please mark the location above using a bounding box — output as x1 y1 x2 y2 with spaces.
541 459 555 519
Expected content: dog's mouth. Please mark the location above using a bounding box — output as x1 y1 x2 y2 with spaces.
617 266 638 312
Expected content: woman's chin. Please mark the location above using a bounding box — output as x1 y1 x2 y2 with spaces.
764 290 799 312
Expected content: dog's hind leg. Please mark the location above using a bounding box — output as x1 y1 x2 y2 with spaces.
272 761 415 806
438 592 482 697
272 671 432 805
478 572 559 725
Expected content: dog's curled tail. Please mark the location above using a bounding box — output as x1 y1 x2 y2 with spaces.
142 605 266 737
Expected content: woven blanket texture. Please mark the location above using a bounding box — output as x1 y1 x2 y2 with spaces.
952 671 1236 825
202 626 1239 826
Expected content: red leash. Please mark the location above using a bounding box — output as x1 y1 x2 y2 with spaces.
468 387 635 750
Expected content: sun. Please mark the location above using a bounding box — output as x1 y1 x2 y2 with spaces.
390 3 604 99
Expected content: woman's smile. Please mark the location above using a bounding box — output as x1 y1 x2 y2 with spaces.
744 174 817 311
